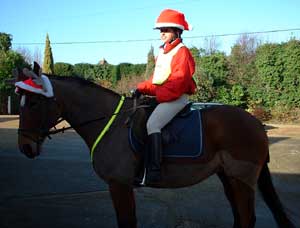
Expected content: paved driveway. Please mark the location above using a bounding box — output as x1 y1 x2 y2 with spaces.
0 116 299 228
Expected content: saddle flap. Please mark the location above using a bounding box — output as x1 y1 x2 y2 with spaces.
129 108 203 158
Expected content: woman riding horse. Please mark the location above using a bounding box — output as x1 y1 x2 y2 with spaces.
135 9 196 184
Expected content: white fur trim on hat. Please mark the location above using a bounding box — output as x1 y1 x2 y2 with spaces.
15 75 54 98
154 22 185 30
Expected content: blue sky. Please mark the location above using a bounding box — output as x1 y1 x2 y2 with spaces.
1 0 300 65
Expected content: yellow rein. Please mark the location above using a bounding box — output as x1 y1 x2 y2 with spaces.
90 96 125 162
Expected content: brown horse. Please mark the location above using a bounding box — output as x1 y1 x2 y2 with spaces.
11 65 295 228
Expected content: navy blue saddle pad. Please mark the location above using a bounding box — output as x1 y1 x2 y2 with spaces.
129 109 203 158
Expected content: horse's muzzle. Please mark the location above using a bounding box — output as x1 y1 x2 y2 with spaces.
20 144 40 159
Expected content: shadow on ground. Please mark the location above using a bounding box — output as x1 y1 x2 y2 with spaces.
269 136 290 144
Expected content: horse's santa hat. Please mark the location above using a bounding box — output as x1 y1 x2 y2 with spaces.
15 68 54 97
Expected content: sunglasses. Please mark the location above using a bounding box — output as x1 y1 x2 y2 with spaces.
159 28 174 33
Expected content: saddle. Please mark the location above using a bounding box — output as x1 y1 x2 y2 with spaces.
128 97 204 158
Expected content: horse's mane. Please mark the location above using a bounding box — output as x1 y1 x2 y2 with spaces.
46 74 119 96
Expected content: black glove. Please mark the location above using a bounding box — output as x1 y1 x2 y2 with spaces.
131 89 142 98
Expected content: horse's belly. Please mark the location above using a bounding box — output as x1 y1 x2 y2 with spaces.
152 153 221 188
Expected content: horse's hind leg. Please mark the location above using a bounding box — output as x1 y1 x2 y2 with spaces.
109 181 137 228
217 171 256 228
217 171 239 227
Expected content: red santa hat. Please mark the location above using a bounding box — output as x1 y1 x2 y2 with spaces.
15 75 54 97
154 9 190 31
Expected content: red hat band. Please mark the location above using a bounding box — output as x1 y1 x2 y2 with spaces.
23 78 43 89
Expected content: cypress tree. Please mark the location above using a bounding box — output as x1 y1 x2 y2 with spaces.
43 33 54 74
144 46 155 79
111 64 121 86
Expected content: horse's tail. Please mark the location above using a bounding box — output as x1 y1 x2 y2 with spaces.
257 162 296 228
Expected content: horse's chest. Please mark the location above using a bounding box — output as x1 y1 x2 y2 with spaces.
92 128 136 183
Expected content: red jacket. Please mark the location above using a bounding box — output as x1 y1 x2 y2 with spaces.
137 41 196 103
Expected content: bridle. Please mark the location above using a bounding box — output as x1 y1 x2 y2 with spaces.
18 96 106 145
18 97 57 144
18 116 107 144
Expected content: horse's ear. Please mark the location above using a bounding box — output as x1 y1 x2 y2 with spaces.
23 68 39 79
33 61 42 77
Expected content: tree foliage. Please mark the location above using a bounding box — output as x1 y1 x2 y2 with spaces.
43 33 54 74
249 43 284 107
192 36 300 120
0 33 29 114
0 33 12 52
229 34 258 86
144 46 155 79
281 39 300 107
111 64 121 86
54 62 74 76
73 63 94 77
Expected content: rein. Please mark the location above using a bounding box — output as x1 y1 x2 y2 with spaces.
18 116 106 143
18 92 151 162
48 117 106 135
20 95 126 162
18 96 148 141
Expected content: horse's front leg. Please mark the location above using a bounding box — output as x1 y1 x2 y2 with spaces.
109 181 137 228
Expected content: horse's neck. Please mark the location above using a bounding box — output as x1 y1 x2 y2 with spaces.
52 78 122 148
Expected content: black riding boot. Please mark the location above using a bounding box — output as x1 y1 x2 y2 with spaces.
146 133 162 183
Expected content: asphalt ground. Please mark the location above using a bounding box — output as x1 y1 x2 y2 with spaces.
0 116 299 228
